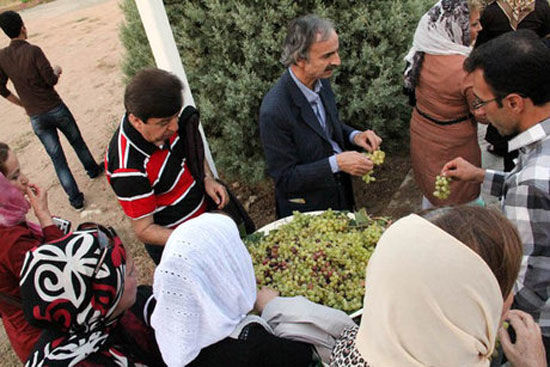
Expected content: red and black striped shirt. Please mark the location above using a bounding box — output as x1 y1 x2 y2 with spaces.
105 115 206 228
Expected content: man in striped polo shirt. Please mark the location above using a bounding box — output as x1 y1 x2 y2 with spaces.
106 68 228 264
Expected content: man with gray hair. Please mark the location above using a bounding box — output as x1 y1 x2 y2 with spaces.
260 14 381 218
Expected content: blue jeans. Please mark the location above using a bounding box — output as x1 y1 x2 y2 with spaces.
30 103 99 207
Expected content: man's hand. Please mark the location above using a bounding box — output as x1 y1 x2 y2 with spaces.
441 157 485 183
26 184 53 227
499 310 547 367
53 65 62 77
336 151 373 176
353 129 382 152
204 176 229 209
473 108 488 124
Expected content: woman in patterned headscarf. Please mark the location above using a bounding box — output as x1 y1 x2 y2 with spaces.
476 0 550 172
19 227 165 367
477 0 549 43
404 0 485 209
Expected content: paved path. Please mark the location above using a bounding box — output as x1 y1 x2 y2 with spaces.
21 0 111 19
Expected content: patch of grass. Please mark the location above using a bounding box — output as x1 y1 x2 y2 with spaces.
75 17 89 23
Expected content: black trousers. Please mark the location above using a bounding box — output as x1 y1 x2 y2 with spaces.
188 324 314 367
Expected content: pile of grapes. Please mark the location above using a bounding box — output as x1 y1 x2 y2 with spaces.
433 175 451 200
362 150 385 184
246 210 391 312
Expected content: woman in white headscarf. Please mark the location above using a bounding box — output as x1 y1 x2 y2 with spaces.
151 212 317 367
330 206 546 367
405 0 485 209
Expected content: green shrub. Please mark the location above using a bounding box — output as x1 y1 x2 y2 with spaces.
120 0 434 182
119 0 155 82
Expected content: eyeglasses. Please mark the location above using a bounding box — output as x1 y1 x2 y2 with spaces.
77 223 119 279
472 96 499 110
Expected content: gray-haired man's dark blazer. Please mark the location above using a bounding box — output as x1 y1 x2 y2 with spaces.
259 69 356 218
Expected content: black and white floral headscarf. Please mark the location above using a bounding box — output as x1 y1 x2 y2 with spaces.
19 229 129 367
404 0 473 92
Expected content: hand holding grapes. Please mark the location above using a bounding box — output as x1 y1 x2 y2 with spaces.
336 151 373 176
353 130 382 152
499 310 546 367
441 157 485 183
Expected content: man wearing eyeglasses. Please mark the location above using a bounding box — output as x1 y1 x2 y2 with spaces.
105 68 229 265
442 30 550 361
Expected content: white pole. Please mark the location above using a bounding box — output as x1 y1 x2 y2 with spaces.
134 0 219 177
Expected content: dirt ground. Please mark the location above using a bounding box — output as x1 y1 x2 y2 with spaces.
0 0 136 364
0 0 414 364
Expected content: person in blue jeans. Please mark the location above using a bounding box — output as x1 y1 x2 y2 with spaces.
0 11 102 210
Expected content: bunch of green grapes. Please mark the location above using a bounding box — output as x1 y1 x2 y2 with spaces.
246 210 390 312
366 150 385 165
492 321 510 359
362 150 385 184
433 175 451 200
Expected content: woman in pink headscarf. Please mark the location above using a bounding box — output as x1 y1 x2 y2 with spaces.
0 142 65 362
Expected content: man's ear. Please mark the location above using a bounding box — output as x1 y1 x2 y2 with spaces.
506 94 525 114
128 113 149 136
295 58 306 69
128 113 144 127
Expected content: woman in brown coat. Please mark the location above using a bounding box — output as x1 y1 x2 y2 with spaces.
404 0 485 208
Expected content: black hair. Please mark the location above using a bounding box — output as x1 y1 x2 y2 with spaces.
0 10 23 38
464 29 550 106
0 11 23 39
0 142 9 175
124 68 183 123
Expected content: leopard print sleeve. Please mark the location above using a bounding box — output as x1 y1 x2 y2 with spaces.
330 326 370 367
